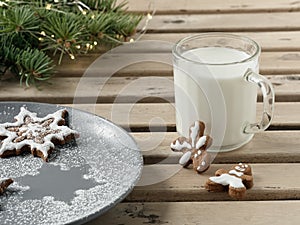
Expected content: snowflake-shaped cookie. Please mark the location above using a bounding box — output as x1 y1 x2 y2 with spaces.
170 121 212 173
0 107 79 161
0 178 13 195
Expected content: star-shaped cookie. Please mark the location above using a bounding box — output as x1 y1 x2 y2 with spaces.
0 107 79 161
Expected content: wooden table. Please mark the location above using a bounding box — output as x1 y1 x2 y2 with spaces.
1 1 300 224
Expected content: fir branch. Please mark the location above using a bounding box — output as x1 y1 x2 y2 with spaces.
110 12 143 39
17 48 54 87
0 37 54 86
82 0 127 12
0 6 40 34
41 12 89 64
0 0 143 87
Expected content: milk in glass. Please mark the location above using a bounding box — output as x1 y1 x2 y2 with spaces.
173 47 258 149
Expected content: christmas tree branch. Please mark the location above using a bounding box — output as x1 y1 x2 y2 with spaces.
0 0 143 87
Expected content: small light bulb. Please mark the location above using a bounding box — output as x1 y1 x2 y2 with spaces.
40 31 46 36
93 41 98 46
70 54 75 60
147 13 153 20
46 4 52 10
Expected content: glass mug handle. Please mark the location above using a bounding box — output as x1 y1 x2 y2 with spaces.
244 68 275 133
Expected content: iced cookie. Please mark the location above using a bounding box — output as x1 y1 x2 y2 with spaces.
0 178 13 195
170 121 212 173
205 163 254 199
0 107 79 161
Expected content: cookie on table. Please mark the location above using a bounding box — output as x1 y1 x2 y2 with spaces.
205 163 254 199
0 178 13 195
0 107 79 162
170 121 213 173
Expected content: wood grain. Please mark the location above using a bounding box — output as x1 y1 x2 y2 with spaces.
55 52 300 76
86 201 300 225
66 102 300 131
143 12 300 32
120 0 300 14
131 131 300 164
0 75 299 103
140 31 300 51
126 163 300 201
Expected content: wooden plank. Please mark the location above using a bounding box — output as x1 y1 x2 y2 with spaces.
126 164 300 201
0 75 299 103
86 201 300 225
143 12 300 33
56 52 300 76
67 102 300 130
140 31 300 51
131 131 300 164
120 0 300 14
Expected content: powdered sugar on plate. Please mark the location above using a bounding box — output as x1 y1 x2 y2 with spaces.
0 102 143 225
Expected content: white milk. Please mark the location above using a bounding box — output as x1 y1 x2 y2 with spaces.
173 47 258 150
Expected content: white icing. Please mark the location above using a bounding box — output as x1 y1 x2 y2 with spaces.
209 173 245 188
235 165 246 172
195 136 207 149
179 151 192 165
229 169 244 177
190 121 199 147
0 177 10 183
0 107 79 159
171 121 210 169
170 139 191 151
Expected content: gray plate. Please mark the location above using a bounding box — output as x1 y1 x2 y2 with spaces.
0 102 143 225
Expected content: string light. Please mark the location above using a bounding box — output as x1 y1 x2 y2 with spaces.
40 31 46 36
0 1 8 7
69 54 75 60
125 2 155 43
93 41 97 46
45 4 52 10
147 13 153 20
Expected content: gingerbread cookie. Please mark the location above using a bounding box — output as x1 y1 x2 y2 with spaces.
205 163 253 199
0 107 79 161
0 178 13 195
170 121 212 173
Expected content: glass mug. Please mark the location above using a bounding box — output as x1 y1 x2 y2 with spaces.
172 33 275 151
